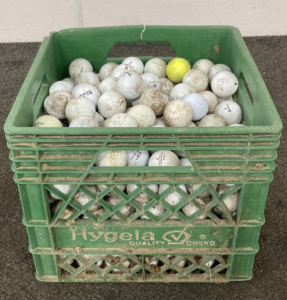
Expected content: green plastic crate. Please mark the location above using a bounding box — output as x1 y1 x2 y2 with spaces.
4 25 282 283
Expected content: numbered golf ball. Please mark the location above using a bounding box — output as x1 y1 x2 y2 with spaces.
211 71 239 98
141 73 161 90
208 64 231 83
72 83 100 107
111 63 135 78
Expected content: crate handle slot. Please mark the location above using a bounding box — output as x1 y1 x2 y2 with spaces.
33 75 49 121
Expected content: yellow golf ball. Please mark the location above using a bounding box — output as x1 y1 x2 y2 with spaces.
166 58 191 83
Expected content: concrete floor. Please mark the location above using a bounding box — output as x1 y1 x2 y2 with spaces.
0 37 286 300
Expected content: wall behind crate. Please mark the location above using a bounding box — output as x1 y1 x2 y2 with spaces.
0 0 286 43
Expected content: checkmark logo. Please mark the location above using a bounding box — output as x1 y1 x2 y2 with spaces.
162 228 190 244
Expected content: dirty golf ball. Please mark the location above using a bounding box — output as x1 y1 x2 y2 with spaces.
166 58 191 83
126 184 158 203
72 83 100 107
197 114 227 127
208 64 231 83
116 71 143 100
105 113 138 127
200 91 219 114
160 78 174 96
69 58 93 80
192 59 214 74
44 91 73 119
49 81 74 94
126 150 150 166
140 88 169 116
183 69 209 93
99 62 118 81
65 97 95 123
122 57 144 74
141 73 161 90
144 58 167 78
99 77 118 94
75 72 100 89
163 100 193 127
97 91 126 118
34 115 63 127
159 184 187 206
170 83 195 100
96 151 127 167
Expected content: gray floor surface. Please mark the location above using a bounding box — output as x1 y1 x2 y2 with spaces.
0 37 286 300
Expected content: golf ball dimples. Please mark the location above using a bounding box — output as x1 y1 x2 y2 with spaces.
106 113 138 128
166 58 191 83
116 71 144 100
99 62 118 81
97 91 126 118
99 77 118 94
128 105 156 127
34 115 63 127
75 72 100 89
160 78 174 96
122 57 144 74
69 116 99 128
163 100 193 127
144 58 167 78
72 83 100 107
148 150 179 166
140 88 169 116
197 114 227 127
69 58 93 80
49 80 74 94
111 64 135 78
208 64 231 83
192 59 214 74
159 184 187 206
44 91 73 119
65 97 95 123
182 69 209 93
214 100 242 125
183 93 209 121
141 73 161 90
170 83 195 100
211 71 239 98
96 151 127 167
200 91 219 114
126 150 150 166
127 184 158 203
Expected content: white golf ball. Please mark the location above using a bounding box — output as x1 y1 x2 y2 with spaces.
211 71 239 98
97 184 126 196
197 114 227 127
107 196 133 219
148 150 179 166
214 100 242 125
159 184 187 206
170 83 195 100
34 115 63 127
200 91 219 114
141 73 161 90
49 81 74 94
99 62 118 81
65 97 95 123
140 88 169 116
74 186 99 211
69 116 99 128
183 93 209 121
160 78 174 96
44 91 73 119
69 58 93 80
153 117 166 127
179 158 192 167
72 83 100 107
192 59 214 74
163 100 193 127
111 64 135 78
99 77 118 94
122 57 144 74
97 91 126 118
183 69 208 93
182 198 208 219
116 71 143 100
95 112 105 126
50 184 72 199
187 184 218 199
140 203 165 219
128 104 156 127
127 184 158 203
105 113 138 127
75 72 100 89
63 77 75 85
214 185 239 217
208 64 231 83
126 150 150 166
96 151 127 167
144 58 167 78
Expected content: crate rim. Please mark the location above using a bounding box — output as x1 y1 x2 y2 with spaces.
4 25 283 136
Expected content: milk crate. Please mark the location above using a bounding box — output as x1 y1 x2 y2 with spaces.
4 26 282 282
